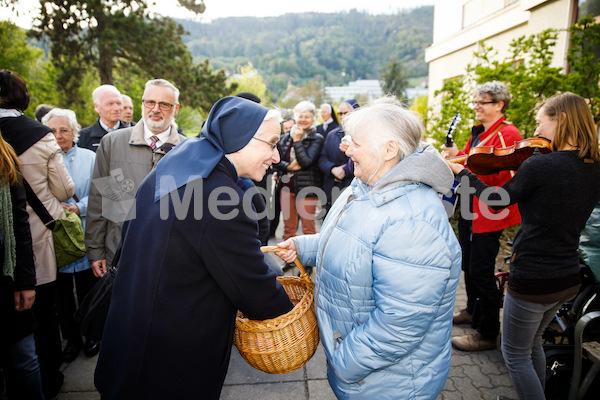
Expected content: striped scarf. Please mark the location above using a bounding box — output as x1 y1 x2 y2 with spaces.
0 181 16 279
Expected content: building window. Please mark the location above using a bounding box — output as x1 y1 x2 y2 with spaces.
463 0 519 28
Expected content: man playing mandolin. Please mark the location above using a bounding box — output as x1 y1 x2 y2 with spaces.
441 81 522 351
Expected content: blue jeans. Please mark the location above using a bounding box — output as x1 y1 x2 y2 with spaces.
1 333 44 399
501 292 564 400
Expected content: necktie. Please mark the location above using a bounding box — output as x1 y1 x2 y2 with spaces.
150 135 160 152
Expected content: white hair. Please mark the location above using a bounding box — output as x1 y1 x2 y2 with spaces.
264 109 281 122
92 85 121 104
343 96 423 182
42 108 81 143
320 103 332 114
145 79 180 105
293 101 316 121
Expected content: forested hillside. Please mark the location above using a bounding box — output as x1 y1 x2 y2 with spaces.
179 6 433 98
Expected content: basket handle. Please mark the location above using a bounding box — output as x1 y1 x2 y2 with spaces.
261 246 309 278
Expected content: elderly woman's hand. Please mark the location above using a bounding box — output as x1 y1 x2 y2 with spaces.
276 239 297 264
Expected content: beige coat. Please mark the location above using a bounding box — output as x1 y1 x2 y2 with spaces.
19 132 75 286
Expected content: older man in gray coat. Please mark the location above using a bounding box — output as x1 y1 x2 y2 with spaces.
85 79 185 283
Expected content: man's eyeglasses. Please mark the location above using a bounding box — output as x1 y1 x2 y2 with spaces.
338 111 349 116
252 136 278 150
142 99 175 111
51 128 72 136
472 101 498 107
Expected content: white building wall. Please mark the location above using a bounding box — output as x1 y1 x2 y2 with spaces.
426 0 575 103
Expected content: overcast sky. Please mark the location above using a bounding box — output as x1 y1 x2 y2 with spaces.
3 0 436 29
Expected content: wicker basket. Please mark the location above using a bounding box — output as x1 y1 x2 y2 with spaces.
233 246 320 374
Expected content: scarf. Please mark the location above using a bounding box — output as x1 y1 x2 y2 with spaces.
0 181 16 279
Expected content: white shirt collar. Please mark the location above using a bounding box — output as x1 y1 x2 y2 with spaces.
99 119 121 132
144 124 171 148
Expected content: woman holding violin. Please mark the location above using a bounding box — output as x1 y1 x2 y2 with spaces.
441 81 522 352
447 92 600 399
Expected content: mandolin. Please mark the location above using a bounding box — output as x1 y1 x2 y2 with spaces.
446 137 552 175
441 113 462 218
445 113 461 147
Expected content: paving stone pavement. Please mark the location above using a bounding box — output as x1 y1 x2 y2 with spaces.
52 217 518 399
53 267 517 400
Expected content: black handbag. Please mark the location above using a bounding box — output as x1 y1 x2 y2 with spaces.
74 244 121 340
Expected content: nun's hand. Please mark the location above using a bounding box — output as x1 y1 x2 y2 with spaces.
276 239 297 264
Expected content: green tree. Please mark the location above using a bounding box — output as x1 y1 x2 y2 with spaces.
0 20 58 117
567 16 600 124
428 77 473 148
428 29 568 147
469 30 566 136
229 63 267 102
410 94 428 120
380 57 409 101
23 0 231 112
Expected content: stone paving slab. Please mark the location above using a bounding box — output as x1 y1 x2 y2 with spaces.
48 221 518 399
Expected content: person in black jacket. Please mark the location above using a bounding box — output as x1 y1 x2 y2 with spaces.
315 103 339 138
78 85 125 152
273 101 324 241
318 99 359 214
0 129 43 400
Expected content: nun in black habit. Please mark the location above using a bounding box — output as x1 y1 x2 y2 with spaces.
94 97 294 399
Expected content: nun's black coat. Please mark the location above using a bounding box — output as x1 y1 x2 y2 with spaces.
94 157 294 399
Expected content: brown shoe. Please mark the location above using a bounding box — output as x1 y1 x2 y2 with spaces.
451 331 496 351
452 308 473 324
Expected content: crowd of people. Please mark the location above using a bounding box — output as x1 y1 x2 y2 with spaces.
1 67 599 400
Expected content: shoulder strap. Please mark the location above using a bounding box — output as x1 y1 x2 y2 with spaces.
476 123 505 148
22 180 55 230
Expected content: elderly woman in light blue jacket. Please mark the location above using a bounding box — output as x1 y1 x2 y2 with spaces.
277 96 462 400
42 108 98 362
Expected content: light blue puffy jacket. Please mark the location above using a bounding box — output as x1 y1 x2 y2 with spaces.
294 143 462 399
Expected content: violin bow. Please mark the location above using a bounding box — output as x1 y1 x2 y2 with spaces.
445 113 461 147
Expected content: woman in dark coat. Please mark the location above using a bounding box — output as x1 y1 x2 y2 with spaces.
318 99 359 213
95 97 294 400
273 101 324 241
0 129 43 399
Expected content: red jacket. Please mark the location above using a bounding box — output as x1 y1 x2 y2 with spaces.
458 117 522 233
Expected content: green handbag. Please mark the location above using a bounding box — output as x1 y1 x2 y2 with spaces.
23 181 86 268
52 210 86 267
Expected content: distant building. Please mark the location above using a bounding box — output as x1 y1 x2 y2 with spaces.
424 0 595 103
325 79 428 104
406 86 429 101
325 80 383 103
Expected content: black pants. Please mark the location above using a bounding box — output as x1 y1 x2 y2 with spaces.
56 269 98 343
458 217 502 340
32 281 64 398
268 185 282 238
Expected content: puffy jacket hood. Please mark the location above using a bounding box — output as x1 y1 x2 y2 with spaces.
373 141 454 196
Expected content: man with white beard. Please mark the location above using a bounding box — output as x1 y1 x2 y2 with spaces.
85 79 186 278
